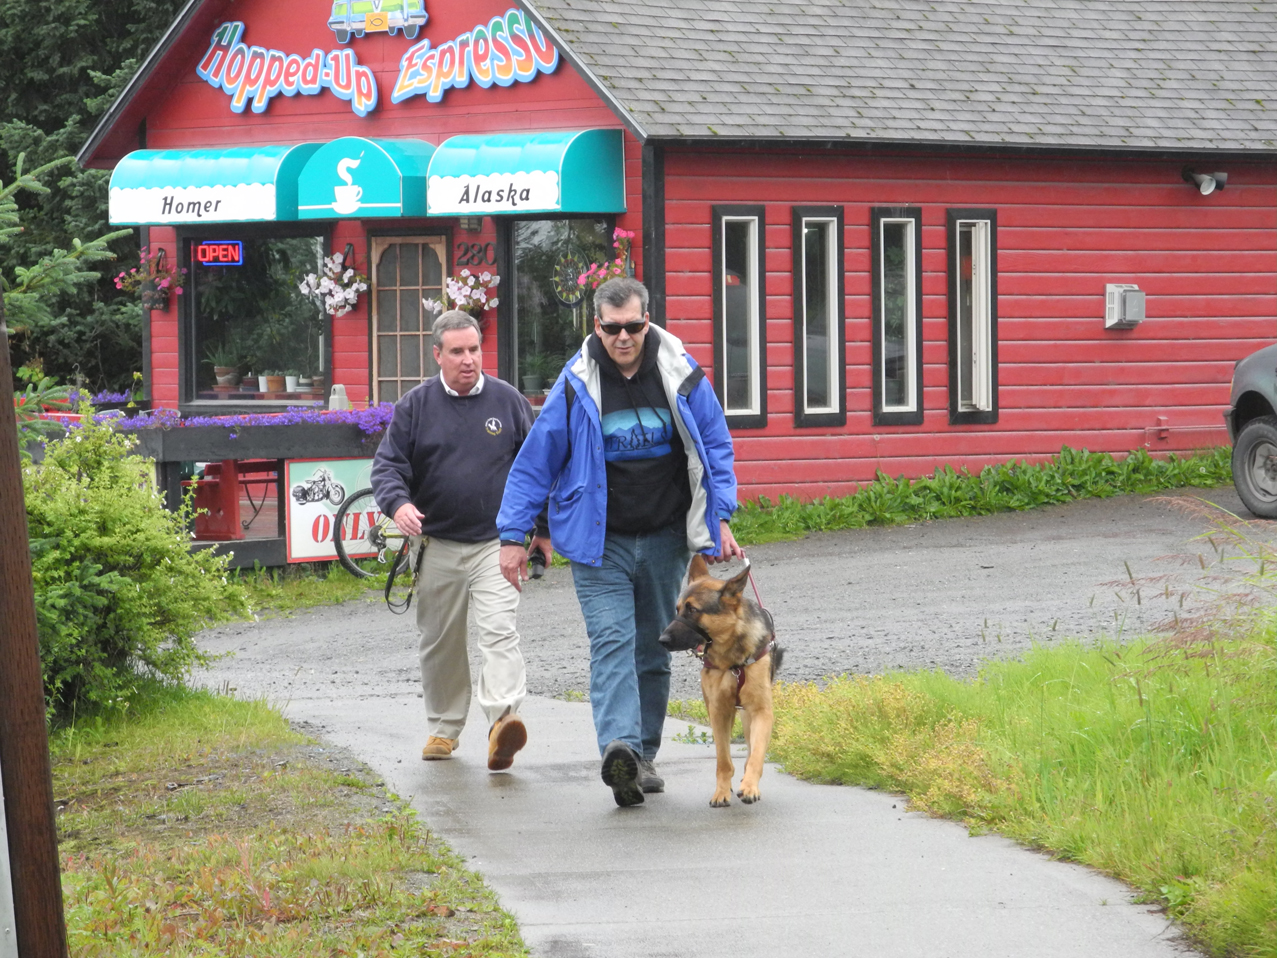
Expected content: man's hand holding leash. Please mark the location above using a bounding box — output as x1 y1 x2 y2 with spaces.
393 502 425 537
708 519 745 564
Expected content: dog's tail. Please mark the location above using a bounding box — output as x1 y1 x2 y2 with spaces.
770 645 784 681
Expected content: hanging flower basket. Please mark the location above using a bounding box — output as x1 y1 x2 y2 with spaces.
298 251 369 317
422 270 501 327
115 247 185 312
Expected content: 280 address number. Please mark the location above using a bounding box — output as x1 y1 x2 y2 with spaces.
455 242 497 267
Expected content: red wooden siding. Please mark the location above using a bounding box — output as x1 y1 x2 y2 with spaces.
147 227 180 406
663 149 1277 501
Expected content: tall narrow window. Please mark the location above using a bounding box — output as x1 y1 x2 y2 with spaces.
871 207 923 425
792 206 845 427
947 209 998 424
712 205 767 428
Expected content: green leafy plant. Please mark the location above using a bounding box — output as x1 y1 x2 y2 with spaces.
1 152 130 339
202 338 240 368
24 415 248 717
730 446 1233 546
13 371 74 442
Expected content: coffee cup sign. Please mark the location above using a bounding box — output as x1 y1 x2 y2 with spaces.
332 155 363 214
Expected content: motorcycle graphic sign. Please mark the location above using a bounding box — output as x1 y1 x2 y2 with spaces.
285 457 374 562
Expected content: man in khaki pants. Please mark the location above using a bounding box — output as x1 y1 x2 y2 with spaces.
371 310 551 769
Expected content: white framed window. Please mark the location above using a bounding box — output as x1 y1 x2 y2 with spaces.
871 207 923 425
792 207 845 426
713 205 767 428
947 209 998 424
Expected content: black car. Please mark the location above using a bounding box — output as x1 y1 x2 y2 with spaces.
1225 343 1277 518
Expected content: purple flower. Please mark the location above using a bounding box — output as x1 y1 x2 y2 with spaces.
106 403 395 436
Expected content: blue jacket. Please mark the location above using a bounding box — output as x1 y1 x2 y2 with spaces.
497 327 738 567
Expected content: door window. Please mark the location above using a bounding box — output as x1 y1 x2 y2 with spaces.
371 237 446 402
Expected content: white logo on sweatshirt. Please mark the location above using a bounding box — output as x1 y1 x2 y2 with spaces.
485 417 502 436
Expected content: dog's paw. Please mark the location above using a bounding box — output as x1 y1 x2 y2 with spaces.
709 791 732 808
737 786 761 804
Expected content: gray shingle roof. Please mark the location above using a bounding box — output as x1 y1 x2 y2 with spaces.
522 0 1277 151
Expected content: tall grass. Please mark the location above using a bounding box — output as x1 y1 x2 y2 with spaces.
731 445 1231 545
769 507 1276 958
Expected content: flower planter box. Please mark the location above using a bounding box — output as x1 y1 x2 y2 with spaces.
94 399 153 413
125 421 385 462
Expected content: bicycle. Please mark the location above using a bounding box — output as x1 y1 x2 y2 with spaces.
331 487 411 581
331 488 547 610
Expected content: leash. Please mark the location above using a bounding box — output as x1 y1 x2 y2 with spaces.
385 538 425 615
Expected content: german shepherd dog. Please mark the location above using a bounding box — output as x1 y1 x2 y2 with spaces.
659 555 783 807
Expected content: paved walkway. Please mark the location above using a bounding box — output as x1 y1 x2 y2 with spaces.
201 492 1251 956
280 690 1197 958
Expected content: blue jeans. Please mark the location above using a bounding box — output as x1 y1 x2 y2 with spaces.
571 525 691 760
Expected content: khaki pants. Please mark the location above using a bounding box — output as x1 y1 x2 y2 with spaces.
414 536 526 740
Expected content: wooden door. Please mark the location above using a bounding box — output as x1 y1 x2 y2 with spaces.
370 236 447 402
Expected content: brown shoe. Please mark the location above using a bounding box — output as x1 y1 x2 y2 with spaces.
421 736 459 760
487 712 527 771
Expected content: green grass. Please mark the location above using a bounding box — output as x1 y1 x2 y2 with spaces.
52 684 527 957
730 445 1232 546
232 561 381 617
762 631 1275 958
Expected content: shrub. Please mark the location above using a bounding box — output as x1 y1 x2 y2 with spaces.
23 415 247 717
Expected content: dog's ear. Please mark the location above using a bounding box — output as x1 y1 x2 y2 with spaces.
721 559 751 598
687 554 712 583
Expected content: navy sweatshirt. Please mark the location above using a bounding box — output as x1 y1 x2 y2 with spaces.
371 375 536 543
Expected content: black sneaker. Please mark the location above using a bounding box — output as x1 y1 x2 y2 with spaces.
637 758 664 793
601 740 644 807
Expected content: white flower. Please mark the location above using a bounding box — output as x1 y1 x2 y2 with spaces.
480 271 492 282
460 268 471 278
488 297 499 308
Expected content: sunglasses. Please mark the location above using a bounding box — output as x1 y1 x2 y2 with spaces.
597 320 648 336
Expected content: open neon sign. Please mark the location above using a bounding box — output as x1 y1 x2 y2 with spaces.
196 240 244 265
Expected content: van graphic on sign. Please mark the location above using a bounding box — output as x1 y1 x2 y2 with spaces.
328 0 428 43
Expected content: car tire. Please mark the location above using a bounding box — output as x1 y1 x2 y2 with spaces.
1232 415 1277 518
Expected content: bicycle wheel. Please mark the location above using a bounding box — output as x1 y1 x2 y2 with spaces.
332 487 411 580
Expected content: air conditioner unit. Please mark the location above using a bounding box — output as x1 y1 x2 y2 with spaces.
1105 284 1144 329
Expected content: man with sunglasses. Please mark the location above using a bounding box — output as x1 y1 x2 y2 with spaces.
497 276 743 807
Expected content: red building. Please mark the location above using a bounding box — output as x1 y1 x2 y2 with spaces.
81 0 1277 507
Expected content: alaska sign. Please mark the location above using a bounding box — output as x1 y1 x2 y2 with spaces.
194 4 558 117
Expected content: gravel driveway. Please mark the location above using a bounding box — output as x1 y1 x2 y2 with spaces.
199 485 1266 703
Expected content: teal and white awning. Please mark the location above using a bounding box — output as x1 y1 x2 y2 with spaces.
298 137 434 219
426 129 625 217
108 145 321 225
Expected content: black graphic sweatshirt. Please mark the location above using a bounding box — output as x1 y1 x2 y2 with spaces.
589 328 693 534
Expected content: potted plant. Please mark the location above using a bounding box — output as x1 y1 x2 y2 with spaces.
284 369 301 392
521 352 561 394
203 340 241 387
264 369 286 392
